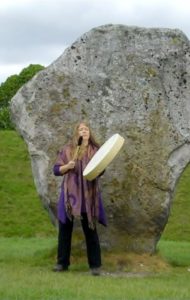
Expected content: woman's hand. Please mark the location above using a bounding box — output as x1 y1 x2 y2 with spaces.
59 160 75 174
67 160 75 170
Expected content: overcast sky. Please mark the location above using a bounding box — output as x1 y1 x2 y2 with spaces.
0 0 189 83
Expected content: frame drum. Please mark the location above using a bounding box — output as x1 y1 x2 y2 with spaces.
83 133 125 181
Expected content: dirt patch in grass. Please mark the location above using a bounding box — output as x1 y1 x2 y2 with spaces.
70 250 171 275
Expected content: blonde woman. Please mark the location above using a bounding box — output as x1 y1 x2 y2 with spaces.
53 121 106 275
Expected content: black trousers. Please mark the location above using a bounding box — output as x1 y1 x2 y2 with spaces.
57 213 101 269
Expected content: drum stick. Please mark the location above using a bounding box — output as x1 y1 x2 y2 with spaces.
73 136 83 160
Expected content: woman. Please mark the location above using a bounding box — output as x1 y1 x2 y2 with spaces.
53 121 106 275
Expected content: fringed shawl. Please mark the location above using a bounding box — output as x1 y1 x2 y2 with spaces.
55 143 106 228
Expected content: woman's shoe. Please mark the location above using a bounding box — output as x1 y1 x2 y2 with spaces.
91 267 101 276
53 264 68 272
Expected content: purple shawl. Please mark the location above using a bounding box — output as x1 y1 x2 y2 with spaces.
53 143 107 228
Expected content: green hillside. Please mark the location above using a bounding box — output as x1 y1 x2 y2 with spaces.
162 163 190 241
0 130 190 241
0 130 56 237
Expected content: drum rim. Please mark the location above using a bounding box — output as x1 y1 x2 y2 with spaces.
83 133 125 180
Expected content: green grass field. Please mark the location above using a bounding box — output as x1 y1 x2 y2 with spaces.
0 237 190 300
0 130 190 300
0 130 56 237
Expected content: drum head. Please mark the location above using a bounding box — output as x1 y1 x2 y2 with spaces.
83 133 125 181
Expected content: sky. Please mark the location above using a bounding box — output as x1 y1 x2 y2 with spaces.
0 0 190 84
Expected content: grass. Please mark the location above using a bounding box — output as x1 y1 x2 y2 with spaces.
158 240 190 267
162 163 190 241
0 130 56 237
0 237 190 300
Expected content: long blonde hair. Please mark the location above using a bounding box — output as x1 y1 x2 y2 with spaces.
70 120 100 159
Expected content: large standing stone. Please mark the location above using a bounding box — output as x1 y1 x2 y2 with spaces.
10 24 190 253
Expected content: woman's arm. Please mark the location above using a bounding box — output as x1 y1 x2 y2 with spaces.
53 161 75 176
59 161 75 174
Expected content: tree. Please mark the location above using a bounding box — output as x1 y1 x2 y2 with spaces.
0 107 14 129
0 64 45 129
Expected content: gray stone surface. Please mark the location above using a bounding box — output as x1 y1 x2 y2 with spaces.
10 24 190 253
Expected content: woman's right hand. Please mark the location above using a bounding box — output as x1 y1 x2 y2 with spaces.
67 160 75 170
59 160 75 174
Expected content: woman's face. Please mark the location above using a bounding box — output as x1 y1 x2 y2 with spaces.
78 123 90 143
